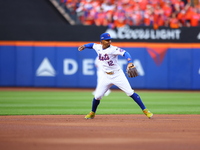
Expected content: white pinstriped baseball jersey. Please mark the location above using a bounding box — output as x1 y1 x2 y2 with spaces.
92 43 126 72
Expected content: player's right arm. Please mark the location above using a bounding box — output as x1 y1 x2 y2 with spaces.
78 43 94 51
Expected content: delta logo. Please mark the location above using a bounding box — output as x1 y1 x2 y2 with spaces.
36 57 56 77
147 47 168 66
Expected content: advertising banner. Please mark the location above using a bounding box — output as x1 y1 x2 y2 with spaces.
34 46 56 87
1 25 200 43
16 46 34 86
168 48 192 89
0 46 15 86
192 49 200 89
0 43 200 90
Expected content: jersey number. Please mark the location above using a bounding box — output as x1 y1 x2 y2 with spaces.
108 60 114 66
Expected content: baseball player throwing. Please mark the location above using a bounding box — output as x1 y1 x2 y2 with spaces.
78 33 153 119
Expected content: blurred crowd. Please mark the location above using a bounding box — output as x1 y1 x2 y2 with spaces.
60 0 200 28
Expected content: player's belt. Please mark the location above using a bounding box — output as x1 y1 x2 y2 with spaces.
105 71 114 75
105 69 120 75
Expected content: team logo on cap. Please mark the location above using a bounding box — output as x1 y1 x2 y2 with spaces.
100 33 111 40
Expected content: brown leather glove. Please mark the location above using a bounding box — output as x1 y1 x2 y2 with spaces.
126 65 139 78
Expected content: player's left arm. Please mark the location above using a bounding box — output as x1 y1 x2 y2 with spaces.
123 52 134 68
123 52 139 77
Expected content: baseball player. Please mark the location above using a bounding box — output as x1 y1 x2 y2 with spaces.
78 33 153 119
93 56 111 96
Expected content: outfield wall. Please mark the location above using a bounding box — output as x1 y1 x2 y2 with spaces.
0 41 200 90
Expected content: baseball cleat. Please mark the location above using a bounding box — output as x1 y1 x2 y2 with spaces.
143 109 153 119
85 111 95 119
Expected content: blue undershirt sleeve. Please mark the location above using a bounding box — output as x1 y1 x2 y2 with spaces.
123 52 133 63
84 43 94 49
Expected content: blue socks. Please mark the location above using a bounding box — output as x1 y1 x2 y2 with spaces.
91 93 145 113
130 93 146 110
92 98 100 112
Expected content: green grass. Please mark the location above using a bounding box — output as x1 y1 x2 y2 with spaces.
0 90 200 115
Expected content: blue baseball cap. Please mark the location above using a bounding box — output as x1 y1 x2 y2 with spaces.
100 33 112 41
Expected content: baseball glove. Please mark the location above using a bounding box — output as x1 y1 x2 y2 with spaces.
126 65 139 78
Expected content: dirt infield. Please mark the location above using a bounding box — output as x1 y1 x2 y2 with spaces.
0 115 200 150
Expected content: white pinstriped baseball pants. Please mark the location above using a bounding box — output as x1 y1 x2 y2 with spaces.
94 69 134 100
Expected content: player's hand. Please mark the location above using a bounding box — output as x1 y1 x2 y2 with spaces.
78 45 85 51
127 63 134 70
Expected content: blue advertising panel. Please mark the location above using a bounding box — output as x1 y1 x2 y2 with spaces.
169 48 192 89
0 46 16 86
0 44 199 90
56 47 79 87
78 48 97 88
145 47 169 89
192 49 200 89
16 46 34 86
33 46 56 87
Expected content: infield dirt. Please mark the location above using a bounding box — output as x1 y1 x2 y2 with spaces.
0 114 200 150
